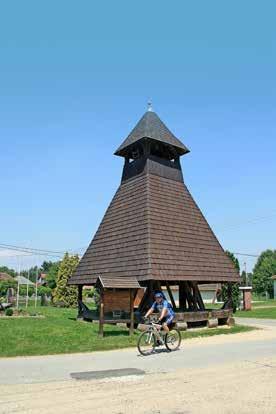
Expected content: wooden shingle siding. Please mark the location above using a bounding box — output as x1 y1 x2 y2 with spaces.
69 172 239 285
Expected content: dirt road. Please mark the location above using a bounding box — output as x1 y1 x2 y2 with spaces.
1 320 276 414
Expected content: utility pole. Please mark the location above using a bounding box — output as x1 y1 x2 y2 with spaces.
244 261 247 286
26 269 29 308
16 261 20 309
35 260 38 308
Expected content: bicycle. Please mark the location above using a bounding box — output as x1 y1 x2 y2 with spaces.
137 319 182 356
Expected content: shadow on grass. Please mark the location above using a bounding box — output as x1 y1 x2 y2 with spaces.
103 330 135 337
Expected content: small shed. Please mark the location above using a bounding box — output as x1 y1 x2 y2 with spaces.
14 275 35 286
95 276 141 336
14 275 35 308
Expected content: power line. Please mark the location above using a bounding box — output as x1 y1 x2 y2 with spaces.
0 243 84 258
0 242 259 261
0 243 66 255
0 246 63 258
233 252 259 258
216 212 276 231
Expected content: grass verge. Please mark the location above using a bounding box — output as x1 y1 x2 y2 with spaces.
236 307 276 319
0 306 256 357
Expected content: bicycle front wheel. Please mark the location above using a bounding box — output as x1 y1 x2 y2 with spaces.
137 331 156 356
165 328 181 351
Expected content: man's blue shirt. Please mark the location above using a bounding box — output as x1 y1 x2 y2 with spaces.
151 299 175 317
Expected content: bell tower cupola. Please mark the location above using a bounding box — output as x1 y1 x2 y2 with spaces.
114 108 190 183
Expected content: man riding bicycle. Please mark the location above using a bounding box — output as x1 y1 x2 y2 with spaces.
144 291 175 333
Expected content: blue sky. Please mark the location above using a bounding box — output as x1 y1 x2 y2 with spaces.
0 1 275 271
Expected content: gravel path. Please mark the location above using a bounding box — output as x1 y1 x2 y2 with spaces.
1 320 276 413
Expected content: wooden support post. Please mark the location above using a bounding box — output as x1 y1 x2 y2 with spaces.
165 282 177 311
179 281 187 311
77 285 83 319
192 282 205 311
138 280 154 313
78 285 83 302
183 282 196 310
99 291 104 337
154 281 162 291
129 289 134 335
189 282 199 310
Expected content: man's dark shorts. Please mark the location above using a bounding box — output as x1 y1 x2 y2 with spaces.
160 315 174 327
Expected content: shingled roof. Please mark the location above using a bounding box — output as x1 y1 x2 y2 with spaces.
0 272 14 282
69 109 239 286
114 111 190 156
96 276 141 289
69 173 239 285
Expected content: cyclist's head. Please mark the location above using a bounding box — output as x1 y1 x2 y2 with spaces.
154 292 163 302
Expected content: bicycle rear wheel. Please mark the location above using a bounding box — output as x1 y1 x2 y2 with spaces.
137 331 156 356
165 328 181 351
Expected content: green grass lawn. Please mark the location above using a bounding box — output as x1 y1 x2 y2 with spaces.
0 305 255 357
252 299 276 307
236 307 276 319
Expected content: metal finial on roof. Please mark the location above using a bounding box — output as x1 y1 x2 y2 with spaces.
147 100 153 112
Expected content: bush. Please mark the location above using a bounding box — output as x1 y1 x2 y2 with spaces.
37 286 52 296
52 253 79 307
5 308 13 316
0 280 17 296
92 288 100 310
83 288 94 299
19 286 35 297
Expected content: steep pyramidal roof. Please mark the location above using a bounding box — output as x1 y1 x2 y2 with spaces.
69 173 239 285
69 109 239 286
114 110 190 156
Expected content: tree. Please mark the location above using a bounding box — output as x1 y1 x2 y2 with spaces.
252 250 276 298
45 261 60 289
241 270 247 285
221 251 240 310
41 261 55 273
225 251 240 273
0 280 17 297
0 266 16 278
21 266 40 283
52 253 79 307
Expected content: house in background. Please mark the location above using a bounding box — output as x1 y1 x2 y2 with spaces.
163 284 221 305
37 273 47 286
0 272 14 282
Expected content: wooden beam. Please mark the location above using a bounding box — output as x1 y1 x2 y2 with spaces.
129 289 134 335
99 291 104 337
77 285 83 319
179 281 187 311
154 281 162 291
189 282 199 310
183 282 196 310
78 285 83 302
138 280 155 313
192 282 205 311
165 282 177 311
138 282 150 313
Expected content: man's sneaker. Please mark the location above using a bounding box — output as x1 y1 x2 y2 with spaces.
156 339 162 347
